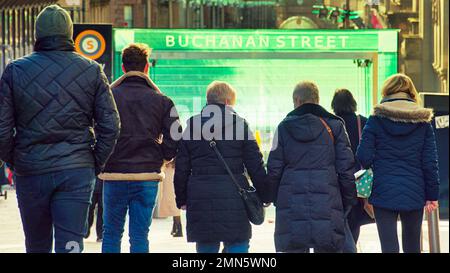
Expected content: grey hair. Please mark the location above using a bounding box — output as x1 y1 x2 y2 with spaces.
293 81 320 104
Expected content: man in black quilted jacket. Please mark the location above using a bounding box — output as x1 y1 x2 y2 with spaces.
0 5 120 253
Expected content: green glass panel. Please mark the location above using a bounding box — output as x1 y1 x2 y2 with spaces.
111 29 399 157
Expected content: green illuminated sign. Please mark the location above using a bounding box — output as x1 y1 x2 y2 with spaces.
112 28 399 158
114 29 398 53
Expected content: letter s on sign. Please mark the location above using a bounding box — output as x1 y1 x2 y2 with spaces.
87 40 94 50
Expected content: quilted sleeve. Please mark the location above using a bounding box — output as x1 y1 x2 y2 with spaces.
0 64 16 165
267 125 285 204
174 138 191 208
422 123 440 201
93 65 121 174
356 116 377 169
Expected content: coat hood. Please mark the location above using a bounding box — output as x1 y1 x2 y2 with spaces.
373 93 434 136
373 93 434 123
284 114 325 142
284 103 342 142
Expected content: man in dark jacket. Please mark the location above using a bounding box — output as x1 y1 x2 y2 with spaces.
267 81 357 253
174 81 268 253
99 43 181 253
0 5 120 253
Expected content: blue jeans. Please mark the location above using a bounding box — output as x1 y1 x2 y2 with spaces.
15 168 95 253
102 181 159 253
196 241 250 253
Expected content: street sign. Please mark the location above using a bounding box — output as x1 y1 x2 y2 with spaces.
74 24 112 81
114 29 398 53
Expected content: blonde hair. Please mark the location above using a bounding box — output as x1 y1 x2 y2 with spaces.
381 73 420 103
206 81 237 105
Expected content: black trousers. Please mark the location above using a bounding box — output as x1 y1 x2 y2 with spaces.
373 207 424 253
87 190 103 239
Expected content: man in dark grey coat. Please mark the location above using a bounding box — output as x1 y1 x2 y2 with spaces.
267 81 357 253
0 5 120 253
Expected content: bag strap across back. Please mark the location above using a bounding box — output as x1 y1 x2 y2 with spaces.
319 117 335 144
209 140 245 195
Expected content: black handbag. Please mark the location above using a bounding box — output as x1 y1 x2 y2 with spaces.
209 140 265 225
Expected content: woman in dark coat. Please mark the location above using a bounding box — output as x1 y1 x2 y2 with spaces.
174 81 268 253
356 74 440 253
331 89 375 252
268 81 357 253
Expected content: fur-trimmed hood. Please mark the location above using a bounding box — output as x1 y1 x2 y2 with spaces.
373 93 434 123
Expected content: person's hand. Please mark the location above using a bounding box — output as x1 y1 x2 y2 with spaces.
363 201 375 219
425 201 439 213
180 205 187 211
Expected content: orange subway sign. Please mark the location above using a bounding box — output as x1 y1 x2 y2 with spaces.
74 29 106 60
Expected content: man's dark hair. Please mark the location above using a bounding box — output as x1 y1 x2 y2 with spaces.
331 88 357 116
122 43 151 72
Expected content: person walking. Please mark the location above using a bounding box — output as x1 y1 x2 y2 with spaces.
156 161 183 237
174 81 269 253
356 74 440 253
0 5 120 253
99 43 181 253
85 178 104 242
267 81 357 253
331 89 375 252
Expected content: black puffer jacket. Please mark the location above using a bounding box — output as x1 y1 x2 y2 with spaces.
268 104 357 252
174 104 268 244
0 36 120 176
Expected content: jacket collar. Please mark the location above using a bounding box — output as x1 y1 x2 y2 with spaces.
287 103 342 121
110 71 161 93
203 103 235 112
374 93 434 123
34 35 75 52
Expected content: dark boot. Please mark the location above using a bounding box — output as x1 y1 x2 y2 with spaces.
172 216 183 237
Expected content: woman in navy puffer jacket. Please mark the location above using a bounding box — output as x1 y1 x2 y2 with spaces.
356 74 440 253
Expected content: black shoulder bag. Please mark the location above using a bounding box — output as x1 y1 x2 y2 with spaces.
209 140 265 225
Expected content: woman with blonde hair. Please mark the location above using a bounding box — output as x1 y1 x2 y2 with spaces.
356 73 440 253
174 81 269 253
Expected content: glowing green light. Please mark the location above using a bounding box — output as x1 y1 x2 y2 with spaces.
112 29 399 157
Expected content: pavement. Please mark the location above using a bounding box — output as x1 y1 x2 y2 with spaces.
0 188 448 253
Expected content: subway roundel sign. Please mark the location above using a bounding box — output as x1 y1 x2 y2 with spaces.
73 24 113 81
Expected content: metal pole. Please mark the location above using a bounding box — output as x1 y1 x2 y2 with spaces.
427 208 441 253
345 0 350 29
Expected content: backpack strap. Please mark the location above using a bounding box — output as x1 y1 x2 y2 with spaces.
319 117 335 144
